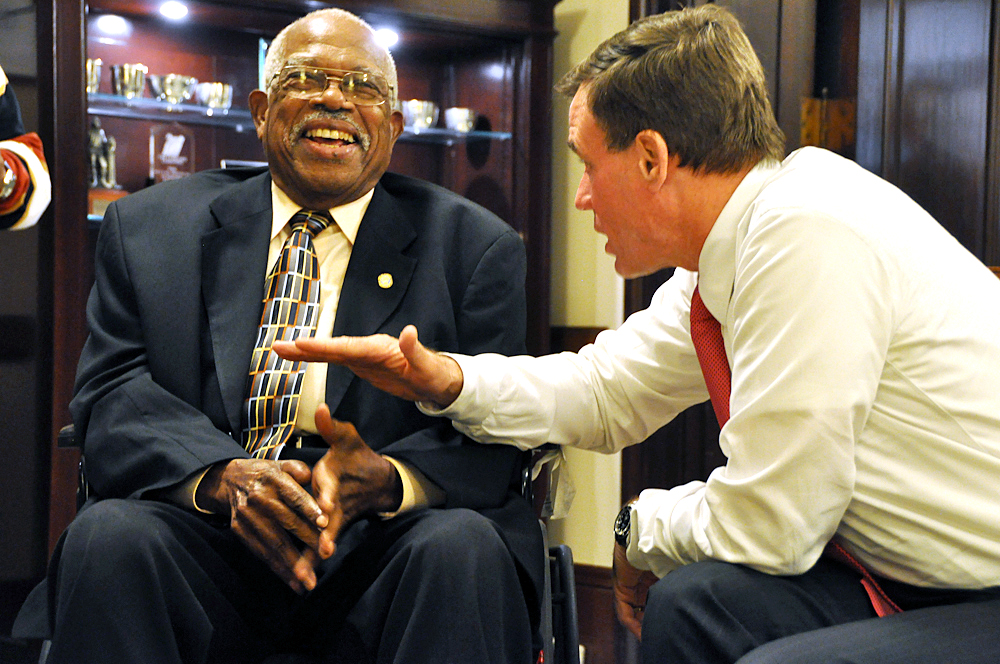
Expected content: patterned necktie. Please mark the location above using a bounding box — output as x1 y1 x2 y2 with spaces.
242 209 331 459
688 284 901 616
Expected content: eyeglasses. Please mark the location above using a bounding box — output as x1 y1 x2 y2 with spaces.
272 65 393 106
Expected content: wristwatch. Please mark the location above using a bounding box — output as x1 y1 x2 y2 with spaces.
614 502 635 548
0 158 16 200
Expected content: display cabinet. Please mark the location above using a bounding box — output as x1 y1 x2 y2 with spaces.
38 0 558 549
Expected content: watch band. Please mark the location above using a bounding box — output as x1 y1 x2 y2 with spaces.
614 503 633 548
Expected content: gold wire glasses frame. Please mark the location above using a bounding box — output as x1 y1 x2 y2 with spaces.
271 65 393 106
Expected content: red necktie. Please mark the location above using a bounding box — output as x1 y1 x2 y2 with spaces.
688 284 901 616
689 286 730 428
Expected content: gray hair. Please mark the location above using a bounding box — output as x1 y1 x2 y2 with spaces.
262 8 398 107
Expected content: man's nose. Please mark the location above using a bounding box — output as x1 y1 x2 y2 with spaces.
575 176 592 210
314 78 352 107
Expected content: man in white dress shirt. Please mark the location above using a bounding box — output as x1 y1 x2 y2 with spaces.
277 5 1000 663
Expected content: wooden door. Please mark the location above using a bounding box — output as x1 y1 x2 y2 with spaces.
857 0 1000 263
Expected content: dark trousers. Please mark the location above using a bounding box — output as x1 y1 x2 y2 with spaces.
641 558 1000 664
40 499 532 664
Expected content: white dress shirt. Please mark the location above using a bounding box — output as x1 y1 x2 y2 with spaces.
428 147 1000 589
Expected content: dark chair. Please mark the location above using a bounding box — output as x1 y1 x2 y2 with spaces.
523 444 581 664
50 427 580 664
57 425 87 510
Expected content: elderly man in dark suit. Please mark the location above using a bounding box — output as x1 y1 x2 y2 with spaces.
14 8 541 663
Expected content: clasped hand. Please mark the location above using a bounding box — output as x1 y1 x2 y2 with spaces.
197 404 401 594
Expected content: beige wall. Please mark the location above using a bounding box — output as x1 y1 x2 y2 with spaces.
546 0 629 568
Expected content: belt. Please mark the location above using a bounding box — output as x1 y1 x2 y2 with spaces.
292 433 326 449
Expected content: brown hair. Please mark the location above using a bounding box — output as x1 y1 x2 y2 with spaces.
556 4 784 174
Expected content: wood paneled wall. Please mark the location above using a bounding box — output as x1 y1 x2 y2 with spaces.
857 0 1000 264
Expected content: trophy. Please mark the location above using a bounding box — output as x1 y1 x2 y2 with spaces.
89 118 111 188
88 117 127 216
149 122 196 184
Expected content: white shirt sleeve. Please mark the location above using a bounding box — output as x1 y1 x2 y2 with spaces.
424 270 709 454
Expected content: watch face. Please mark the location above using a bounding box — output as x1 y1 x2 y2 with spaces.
614 505 630 547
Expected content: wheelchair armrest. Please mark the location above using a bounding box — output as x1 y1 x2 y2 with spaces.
56 423 88 509
57 423 79 448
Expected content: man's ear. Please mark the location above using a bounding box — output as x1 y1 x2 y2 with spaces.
634 129 670 189
248 89 269 141
388 108 405 143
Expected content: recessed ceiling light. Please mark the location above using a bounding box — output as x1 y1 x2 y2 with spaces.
94 14 131 36
159 1 189 20
486 63 506 81
374 28 399 49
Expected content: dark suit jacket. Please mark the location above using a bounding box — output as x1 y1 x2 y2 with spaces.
0 85 26 140
67 167 543 619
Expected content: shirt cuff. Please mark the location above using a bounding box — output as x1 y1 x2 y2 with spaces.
378 455 445 518
416 352 496 422
161 466 216 514
628 484 704 578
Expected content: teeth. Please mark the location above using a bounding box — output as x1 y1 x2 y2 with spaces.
306 128 355 142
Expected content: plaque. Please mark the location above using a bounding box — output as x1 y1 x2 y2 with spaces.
800 95 856 155
149 122 196 184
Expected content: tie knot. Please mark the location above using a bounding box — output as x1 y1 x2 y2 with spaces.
289 209 332 237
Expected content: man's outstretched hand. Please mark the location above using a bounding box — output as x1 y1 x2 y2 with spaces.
273 325 465 409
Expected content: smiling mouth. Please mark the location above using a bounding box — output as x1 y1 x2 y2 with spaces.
305 127 358 146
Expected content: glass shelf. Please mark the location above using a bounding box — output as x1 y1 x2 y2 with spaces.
399 126 512 145
87 93 512 144
88 93 256 130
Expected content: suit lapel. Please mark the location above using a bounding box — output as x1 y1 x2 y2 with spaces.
201 171 273 435
324 183 418 413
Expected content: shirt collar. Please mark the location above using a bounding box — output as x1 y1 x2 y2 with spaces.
269 181 374 245
696 158 782 320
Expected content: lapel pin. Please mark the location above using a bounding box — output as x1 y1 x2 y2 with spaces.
378 273 393 289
